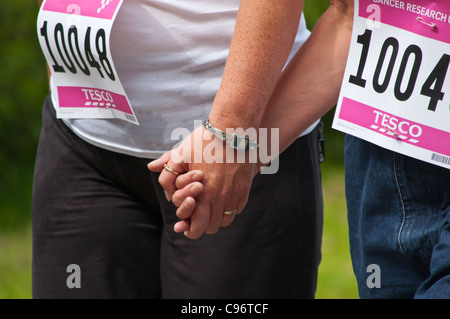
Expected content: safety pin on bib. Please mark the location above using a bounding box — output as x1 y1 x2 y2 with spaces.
383 125 401 139
416 17 437 30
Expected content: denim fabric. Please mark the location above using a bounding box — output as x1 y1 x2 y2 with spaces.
345 135 450 299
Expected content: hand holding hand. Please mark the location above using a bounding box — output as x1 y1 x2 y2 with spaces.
148 125 256 239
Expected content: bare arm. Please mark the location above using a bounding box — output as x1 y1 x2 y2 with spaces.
262 0 354 157
208 0 305 132
155 0 355 232
153 0 306 239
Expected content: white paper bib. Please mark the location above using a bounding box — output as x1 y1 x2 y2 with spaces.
37 0 138 124
334 0 450 169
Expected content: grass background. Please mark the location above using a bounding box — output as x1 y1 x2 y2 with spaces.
0 170 358 299
0 0 359 299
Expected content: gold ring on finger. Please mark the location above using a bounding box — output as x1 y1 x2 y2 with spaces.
163 164 180 176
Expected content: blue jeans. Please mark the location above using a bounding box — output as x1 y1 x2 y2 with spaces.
345 135 450 299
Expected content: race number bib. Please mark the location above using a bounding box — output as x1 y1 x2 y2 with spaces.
333 0 450 169
37 0 138 124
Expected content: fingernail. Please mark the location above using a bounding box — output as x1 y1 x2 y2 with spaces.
184 198 194 209
147 160 157 170
192 171 204 181
164 190 172 202
190 184 202 195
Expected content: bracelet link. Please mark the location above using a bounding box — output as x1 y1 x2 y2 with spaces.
203 119 258 152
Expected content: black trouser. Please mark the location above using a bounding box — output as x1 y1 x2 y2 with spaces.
32 96 324 299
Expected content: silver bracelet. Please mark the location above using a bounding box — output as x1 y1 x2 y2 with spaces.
203 119 259 152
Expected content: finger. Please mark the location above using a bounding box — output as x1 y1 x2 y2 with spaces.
158 160 187 201
172 182 203 207
174 219 190 233
175 170 204 190
184 197 211 240
147 151 172 172
220 195 248 228
205 202 225 235
220 212 235 228
235 193 250 216
176 197 196 220
219 187 250 228
218 202 239 229
204 187 241 233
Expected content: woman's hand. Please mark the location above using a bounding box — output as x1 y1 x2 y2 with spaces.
148 126 256 239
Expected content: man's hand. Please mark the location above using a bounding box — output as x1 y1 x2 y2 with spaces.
148 126 256 239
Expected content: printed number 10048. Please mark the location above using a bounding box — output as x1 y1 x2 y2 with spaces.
40 20 116 81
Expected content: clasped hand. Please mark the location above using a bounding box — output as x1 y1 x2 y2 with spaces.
148 126 257 239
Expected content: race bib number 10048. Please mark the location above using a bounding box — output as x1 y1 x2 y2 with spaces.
37 0 138 124
333 0 450 169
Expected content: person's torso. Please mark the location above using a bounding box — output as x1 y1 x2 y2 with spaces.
54 0 311 158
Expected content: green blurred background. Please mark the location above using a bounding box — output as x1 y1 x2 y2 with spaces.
0 0 358 299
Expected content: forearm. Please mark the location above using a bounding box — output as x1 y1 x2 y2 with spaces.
208 0 304 131
262 1 354 155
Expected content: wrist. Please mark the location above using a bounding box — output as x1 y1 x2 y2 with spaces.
203 118 259 152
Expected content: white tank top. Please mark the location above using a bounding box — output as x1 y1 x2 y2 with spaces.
58 0 315 159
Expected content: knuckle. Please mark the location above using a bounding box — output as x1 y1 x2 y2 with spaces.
158 174 168 187
192 221 209 236
176 207 188 219
189 182 204 196
174 176 187 189
205 228 219 235
171 192 183 207
158 175 176 192
186 231 203 240
216 188 230 203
